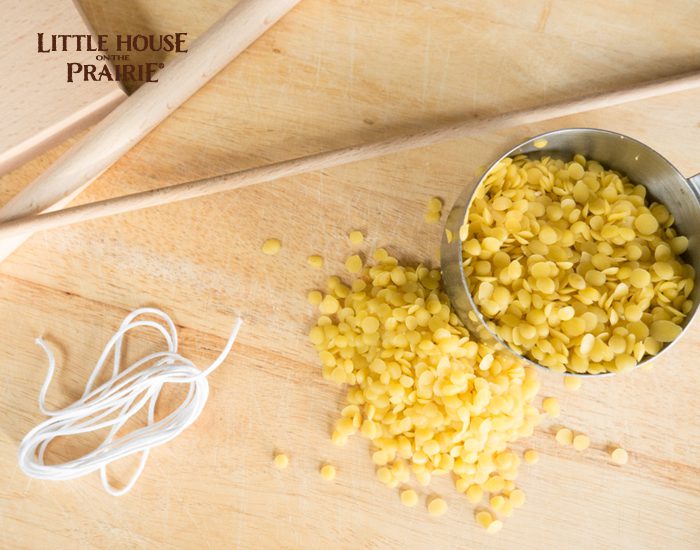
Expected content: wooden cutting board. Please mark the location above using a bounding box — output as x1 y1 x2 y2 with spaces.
0 0 125 175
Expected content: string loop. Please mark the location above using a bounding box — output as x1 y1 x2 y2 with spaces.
18 307 242 496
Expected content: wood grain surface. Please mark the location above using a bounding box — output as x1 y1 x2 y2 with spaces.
0 0 126 175
1 1 700 549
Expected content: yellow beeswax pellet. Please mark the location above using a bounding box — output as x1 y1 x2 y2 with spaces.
475 510 493 529
533 138 548 149
555 428 573 446
331 431 347 447
424 211 441 224
345 254 363 274
466 484 483 504
319 295 340 315
361 316 380 334
568 162 585 180
649 320 682 343
427 197 443 213
487 520 503 534
564 376 583 391
427 497 447 516
542 397 560 418
415 471 431 487
610 447 628 465
509 488 526 508
273 453 289 469
523 449 539 465
490 495 505 512
400 489 418 507
320 464 336 480
483 475 505 493
614 354 636 372
307 290 322 305
307 255 324 268
261 238 281 255
539 226 558 245
634 213 659 235
573 434 590 451
629 268 651 289
376 467 392 483
349 230 364 245
670 236 689 255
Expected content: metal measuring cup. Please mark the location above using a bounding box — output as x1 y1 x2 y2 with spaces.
441 128 700 376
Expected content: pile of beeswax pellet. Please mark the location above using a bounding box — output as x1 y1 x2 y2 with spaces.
308 250 542 530
461 154 695 374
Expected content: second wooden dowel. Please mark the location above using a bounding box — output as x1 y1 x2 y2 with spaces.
0 70 699 242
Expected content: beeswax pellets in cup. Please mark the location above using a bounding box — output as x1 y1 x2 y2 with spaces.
441 128 700 377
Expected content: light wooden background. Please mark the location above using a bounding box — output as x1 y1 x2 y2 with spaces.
1 1 700 548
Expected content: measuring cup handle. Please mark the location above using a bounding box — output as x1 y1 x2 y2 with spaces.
689 173 700 196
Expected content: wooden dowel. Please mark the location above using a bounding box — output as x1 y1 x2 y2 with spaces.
0 0 301 262
1 70 699 243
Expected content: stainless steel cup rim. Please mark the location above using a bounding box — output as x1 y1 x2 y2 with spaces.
440 127 700 377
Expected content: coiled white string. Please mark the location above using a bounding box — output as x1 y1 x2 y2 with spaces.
18 307 242 496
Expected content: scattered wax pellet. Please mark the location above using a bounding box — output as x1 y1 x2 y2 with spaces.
499 500 514 518
466 485 483 504
307 290 322 305
424 211 441 224
307 255 324 269
533 138 548 148
573 434 590 451
320 464 336 480
489 495 505 512
273 453 289 469
345 254 363 274
564 376 583 391
483 475 505 493
475 510 493 529
372 248 389 261
415 471 431 487
319 295 340 315
261 238 281 255
349 230 364 245
542 397 560 418
331 431 347 447
509 489 526 508
523 450 539 465
476 510 502 533
427 497 447 516
555 428 573 446
376 467 392 484
610 447 628 465
487 520 504 534
427 197 443 213
400 489 418 507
